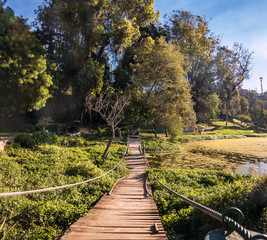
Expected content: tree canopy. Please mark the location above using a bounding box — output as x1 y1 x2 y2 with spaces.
0 0 261 131
164 10 219 122
129 36 196 136
34 0 157 99
216 43 253 126
0 3 53 117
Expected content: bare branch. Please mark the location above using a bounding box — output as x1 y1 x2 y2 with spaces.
84 91 128 135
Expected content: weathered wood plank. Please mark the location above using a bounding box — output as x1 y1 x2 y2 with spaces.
60 137 168 240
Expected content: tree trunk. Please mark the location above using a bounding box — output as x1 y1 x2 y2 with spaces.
152 129 158 138
118 128 122 138
137 119 141 130
225 95 231 128
165 125 168 137
102 127 115 160
101 137 113 160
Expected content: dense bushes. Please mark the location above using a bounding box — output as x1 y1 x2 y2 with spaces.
0 138 128 239
176 134 245 143
142 139 181 153
236 114 252 123
148 169 264 240
14 131 57 148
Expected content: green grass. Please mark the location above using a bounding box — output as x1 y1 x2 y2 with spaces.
204 128 254 135
148 169 265 240
142 128 267 239
140 120 267 145
202 120 254 135
0 133 18 137
0 136 129 239
141 138 180 154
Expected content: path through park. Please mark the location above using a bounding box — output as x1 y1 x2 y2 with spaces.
60 136 167 240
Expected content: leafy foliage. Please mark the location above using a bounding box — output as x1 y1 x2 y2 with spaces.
216 43 253 127
34 0 157 99
131 36 196 135
0 4 54 116
148 169 263 240
14 131 57 148
0 138 129 239
165 11 219 123
142 139 180 153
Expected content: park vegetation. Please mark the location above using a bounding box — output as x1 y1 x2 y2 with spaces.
0 0 266 134
148 168 265 240
0 0 267 239
0 133 129 239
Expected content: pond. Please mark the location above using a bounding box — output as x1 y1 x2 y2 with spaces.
234 160 267 176
148 138 267 176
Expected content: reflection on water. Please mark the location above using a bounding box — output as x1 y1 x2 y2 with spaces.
234 160 267 176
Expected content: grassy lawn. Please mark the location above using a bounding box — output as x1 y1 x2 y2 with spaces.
0 132 18 137
203 120 266 136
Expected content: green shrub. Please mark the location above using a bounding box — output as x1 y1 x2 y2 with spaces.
14 132 58 148
60 136 86 147
65 162 100 178
97 126 108 139
148 169 262 240
0 141 128 239
142 139 180 153
14 133 36 148
236 114 252 123
32 131 57 145
261 207 267 234
176 134 245 143
36 117 52 130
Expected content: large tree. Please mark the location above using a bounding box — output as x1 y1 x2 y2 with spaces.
0 2 53 117
216 43 253 127
165 10 219 122
130 36 196 137
34 0 157 101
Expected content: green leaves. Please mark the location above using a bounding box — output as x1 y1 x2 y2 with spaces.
35 0 157 99
0 5 53 116
131 36 195 135
149 169 261 240
0 138 128 239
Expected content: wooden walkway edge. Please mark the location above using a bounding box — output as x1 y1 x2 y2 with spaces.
60 136 167 240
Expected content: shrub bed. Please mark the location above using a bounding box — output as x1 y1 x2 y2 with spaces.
0 138 129 239
148 169 265 240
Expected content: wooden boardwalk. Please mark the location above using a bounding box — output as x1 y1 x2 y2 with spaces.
60 136 167 240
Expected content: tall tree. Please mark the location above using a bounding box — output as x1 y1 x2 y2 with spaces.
165 10 219 122
34 0 157 101
0 2 54 117
113 23 166 92
131 36 196 136
251 100 267 128
216 43 253 127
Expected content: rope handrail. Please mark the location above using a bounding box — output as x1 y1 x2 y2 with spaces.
143 143 267 240
146 159 222 221
0 144 129 198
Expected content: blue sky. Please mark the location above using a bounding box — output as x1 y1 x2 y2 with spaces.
5 0 267 92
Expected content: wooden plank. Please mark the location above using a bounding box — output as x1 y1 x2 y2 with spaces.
60 137 168 240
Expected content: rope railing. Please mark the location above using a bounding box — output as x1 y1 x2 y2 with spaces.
0 144 129 198
143 143 267 240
